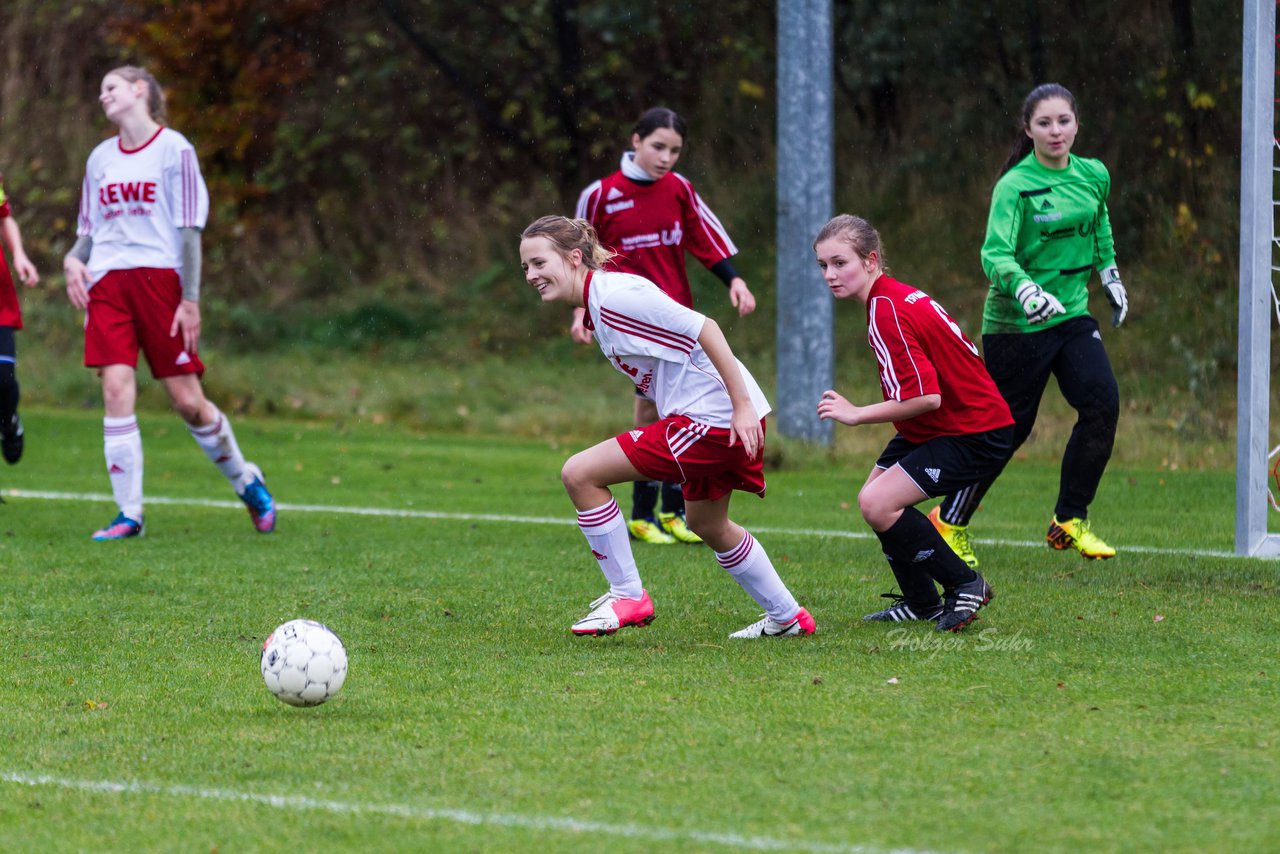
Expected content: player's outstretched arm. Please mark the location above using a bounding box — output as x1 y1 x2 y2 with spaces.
818 390 940 427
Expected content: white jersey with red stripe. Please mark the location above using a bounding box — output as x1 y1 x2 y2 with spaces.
76 127 209 287
582 270 771 427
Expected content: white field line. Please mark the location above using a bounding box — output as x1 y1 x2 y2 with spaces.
2 488 1245 560
0 772 936 854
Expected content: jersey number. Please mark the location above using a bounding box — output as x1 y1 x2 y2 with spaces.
929 301 979 357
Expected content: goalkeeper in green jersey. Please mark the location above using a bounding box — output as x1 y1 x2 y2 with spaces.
929 83 1128 566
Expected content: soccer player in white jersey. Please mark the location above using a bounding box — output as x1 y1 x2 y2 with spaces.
519 215 814 639
62 66 276 540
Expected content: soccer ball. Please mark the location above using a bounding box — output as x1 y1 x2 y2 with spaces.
261 619 348 707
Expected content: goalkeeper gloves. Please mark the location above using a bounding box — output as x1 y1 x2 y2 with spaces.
1099 265 1128 327
1014 281 1066 324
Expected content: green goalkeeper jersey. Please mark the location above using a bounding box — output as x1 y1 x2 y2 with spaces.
980 152 1116 334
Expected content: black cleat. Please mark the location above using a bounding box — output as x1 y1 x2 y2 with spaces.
863 592 944 623
1 414 23 464
936 574 993 632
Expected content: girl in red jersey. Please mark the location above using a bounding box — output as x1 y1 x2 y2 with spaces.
813 215 1015 632
574 107 755 546
0 174 40 464
62 66 276 540
521 215 814 639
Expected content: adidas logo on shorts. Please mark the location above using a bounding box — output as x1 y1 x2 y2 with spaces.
628 429 644 441
175 351 192 366
925 467 941 483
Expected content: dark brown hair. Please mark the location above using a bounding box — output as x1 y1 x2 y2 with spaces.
998 83 1077 178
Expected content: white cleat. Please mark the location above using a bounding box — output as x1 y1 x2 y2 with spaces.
729 607 816 638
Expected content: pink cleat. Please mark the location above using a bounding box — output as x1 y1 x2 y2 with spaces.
238 462 276 533
92 512 144 541
570 590 656 636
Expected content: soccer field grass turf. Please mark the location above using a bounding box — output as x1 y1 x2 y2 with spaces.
1 408 1276 852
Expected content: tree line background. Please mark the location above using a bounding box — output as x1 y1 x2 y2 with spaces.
0 0 1247 437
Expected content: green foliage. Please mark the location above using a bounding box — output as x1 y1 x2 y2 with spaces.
0 0 1257 434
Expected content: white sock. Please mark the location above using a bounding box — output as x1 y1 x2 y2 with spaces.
577 499 643 600
716 531 799 623
187 405 248 490
103 416 143 521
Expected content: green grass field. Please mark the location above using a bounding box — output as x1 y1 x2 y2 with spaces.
1 407 1277 853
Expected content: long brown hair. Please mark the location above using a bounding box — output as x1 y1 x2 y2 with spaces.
520 216 615 270
998 83 1077 178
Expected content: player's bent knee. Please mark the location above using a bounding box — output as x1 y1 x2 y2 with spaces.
857 491 895 530
560 454 598 494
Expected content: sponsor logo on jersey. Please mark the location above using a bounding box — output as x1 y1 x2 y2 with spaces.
606 186 624 201
661 220 683 246
605 199 635 214
1038 226 1076 243
905 290 926 304
620 232 661 251
925 466 941 482
99 181 158 206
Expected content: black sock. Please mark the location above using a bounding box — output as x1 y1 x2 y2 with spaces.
660 482 685 515
878 507 978 590
872 544 942 610
631 480 660 520
0 362 18 424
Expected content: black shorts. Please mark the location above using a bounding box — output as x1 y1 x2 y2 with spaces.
875 426 1015 498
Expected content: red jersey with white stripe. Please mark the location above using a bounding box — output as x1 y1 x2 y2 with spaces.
76 127 209 287
576 156 737 307
865 274 1013 443
582 270 771 427
0 175 20 327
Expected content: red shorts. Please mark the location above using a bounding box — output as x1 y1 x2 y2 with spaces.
85 268 204 378
615 414 767 502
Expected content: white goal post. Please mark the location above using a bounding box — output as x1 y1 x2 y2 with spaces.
1235 0 1280 556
